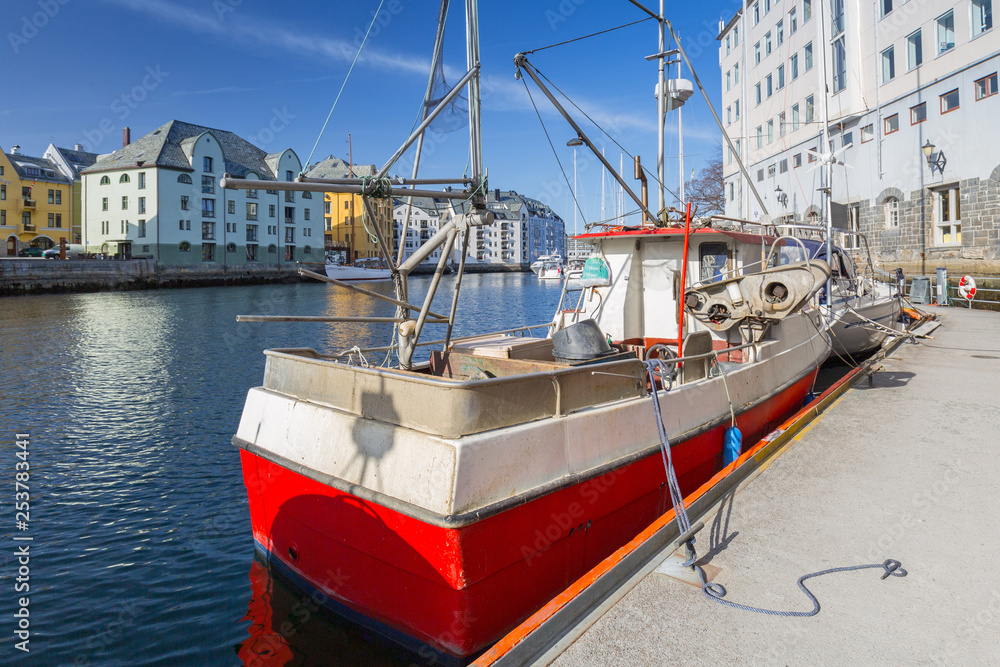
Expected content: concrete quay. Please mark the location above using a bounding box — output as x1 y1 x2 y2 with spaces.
547 307 1000 665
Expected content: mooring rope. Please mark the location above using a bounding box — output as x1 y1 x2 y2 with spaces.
643 359 908 616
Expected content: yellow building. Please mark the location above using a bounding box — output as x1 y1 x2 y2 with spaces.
307 155 392 262
1 145 73 255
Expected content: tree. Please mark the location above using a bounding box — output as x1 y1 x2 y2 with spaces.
684 146 724 217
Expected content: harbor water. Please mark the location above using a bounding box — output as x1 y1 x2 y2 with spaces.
0 274 566 665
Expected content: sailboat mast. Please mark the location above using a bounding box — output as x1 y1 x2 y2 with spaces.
815 0 834 307
466 0 483 184
656 0 666 222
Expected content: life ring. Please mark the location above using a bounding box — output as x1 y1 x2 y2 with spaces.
958 275 976 300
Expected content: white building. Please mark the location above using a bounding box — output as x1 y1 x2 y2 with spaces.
719 0 999 273
81 120 322 265
393 197 446 265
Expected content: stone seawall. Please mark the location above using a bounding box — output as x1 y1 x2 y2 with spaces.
0 259 309 295
0 259 529 295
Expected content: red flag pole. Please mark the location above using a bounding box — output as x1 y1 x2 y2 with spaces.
677 202 692 358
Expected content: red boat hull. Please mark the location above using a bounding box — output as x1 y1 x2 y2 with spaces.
240 370 817 658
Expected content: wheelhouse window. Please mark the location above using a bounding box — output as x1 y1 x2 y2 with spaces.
699 243 729 283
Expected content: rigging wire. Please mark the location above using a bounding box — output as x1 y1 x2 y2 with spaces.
303 0 387 172
520 78 588 228
533 64 681 205
522 16 654 54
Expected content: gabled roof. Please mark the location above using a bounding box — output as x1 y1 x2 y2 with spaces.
3 153 71 185
81 120 280 180
45 144 100 180
305 155 377 180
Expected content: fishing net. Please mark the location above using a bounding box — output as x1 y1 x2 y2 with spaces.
424 0 468 134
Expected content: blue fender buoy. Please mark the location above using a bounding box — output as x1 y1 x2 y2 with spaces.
723 425 742 466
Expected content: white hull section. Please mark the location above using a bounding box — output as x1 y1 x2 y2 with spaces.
827 286 901 358
324 263 392 281
235 310 828 518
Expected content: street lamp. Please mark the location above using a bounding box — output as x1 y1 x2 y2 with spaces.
567 137 584 236
922 140 946 174
774 185 788 208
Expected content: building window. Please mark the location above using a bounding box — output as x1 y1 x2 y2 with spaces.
940 89 960 113
226 242 237 253
789 6 797 33
48 189 54 204
285 227 295 243
861 124 874 143
202 198 215 218
204 156 213 173
907 30 922 70
303 191 312 199
726 34 731 55
792 103 800 130
228 200 236 215
246 224 258 242
767 119 774 144
832 0 845 35
779 111 786 137
791 54 799 80
138 197 146 214
880 0 892 18
754 42 761 65
247 202 258 220
755 83 762 105
178 173 193 184
181 195 190 210
285 170 294 182
0 184 4 200
247 244 257 262
121 196 128 210
766 74 773 98
793 153 802 168
776 19 784 46
726 71 731 91
727 106 732 125
0 211 4 226
99 175 110 185
138 219 146 237
268 244 277 254
285 207 295 224
269 205 276 218
804 42 813 71
179 220 184 230
247 188 257 199
807 148 818 163
202 176 215 194
120 174 130 184
767 164 776 177
284 191 295 203
734 24 739 46
935 186 961 244
735 99 740 120
304 209 311 221
734 63 740 83
884 114 899 134
842 132 853 147
202 221 215 240
138 172 146 189
805 95 814 123
285 246 295 261
179 241 191 252
976 72 998 100
777 64 785 90
972 0 993 37
48 213 54 227
765 31 772 56
756 126 763 148
757 169 764 182
881 46 895 82
937 11 955 54
779 159 788 173
910 102 927 124
203 243 215 262
832 37 846 92
804 0 812 22
752 2 759 25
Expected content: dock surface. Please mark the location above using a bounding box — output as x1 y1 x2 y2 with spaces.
553 307 1000 665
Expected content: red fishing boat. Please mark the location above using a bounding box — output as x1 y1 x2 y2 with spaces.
228 1 832 660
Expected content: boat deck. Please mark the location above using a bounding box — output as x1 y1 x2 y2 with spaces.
477 306 1000 665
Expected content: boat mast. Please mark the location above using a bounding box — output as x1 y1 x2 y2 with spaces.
656 0 666 223
815 0 834 309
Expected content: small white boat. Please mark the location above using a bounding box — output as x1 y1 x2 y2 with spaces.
770 231 901 358
530 253 563 280
324 257 391 282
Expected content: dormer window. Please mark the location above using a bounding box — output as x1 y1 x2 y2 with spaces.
204 156 213 173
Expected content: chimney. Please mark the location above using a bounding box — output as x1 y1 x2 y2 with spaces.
74 143 83 151
10 145 20 155
123 127 131 148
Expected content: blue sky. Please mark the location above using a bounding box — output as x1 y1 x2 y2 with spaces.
2 0 740 229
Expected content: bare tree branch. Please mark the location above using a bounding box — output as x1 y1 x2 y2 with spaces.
684 145 724 216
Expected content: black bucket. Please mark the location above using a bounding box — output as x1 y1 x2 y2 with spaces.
552 320 613 363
